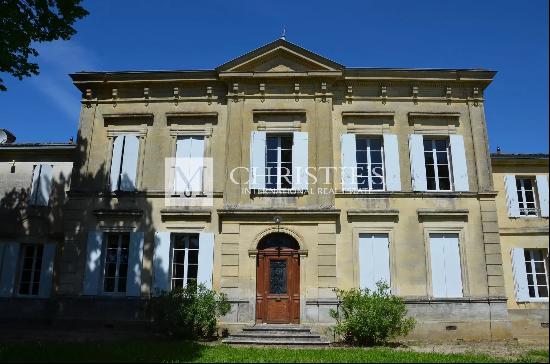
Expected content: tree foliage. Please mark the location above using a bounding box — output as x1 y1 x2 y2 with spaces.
0 0 88 91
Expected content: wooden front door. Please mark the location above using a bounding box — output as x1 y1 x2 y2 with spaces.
256 248 300 324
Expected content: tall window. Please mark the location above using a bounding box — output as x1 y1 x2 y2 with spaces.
356 137 385 190
109 134 139 192
103 233 130 293
171 234 199 289
516 178 538 216
424 139 452 191
265 135 293 190
524 249 549 299
18 245 43 296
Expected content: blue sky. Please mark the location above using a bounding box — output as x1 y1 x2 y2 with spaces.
0 0 548 153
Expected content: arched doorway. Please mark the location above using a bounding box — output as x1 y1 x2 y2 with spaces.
256 233 300 324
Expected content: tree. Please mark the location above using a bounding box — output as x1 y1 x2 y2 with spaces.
0 0 88 91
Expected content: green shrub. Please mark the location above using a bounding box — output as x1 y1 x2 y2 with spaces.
149 283 231 340
329 281 416 346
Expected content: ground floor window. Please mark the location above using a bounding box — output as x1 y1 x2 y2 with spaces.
103 232 130 293
524 248 549 299
171 233 199 289
18 244 43 296
429 233 463 298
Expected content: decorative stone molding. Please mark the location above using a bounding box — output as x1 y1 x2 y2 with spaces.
173 87 179 106
206 86 213 105
380 85 387 104
94 209 143 219
417 208 469 220
111 88 118 107
251 226 306 251
143 87 149 106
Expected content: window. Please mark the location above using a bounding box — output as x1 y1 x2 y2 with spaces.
265 135 293 190
516 178 539 216
18 245 43 296
356 138 385 190
30 164 53 206
524 249 549 299
103 233 130 293
424 139 452 191
109 134 140 192
358 234 390 291
171 234 199 289
174 136 205 193
429 233 463 298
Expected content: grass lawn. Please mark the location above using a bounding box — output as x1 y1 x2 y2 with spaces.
0 341 548 363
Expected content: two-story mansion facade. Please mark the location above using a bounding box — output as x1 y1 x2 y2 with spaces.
60 39 512 340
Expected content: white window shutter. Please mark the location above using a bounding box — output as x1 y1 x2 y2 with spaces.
382 134 401 191
430 235 447 298
120 134 139 191
38 243 56 298
110 136 124 191
0 243 20 297
443 235 463 298
153 231 171 294
189 137 205 192
126 232 144 297
449 135 470 192
536 175 549 217
292 132 309 191
504 175 520 217
511 248 529 302
250 131 266 190
83 231 103 295
30 165 41 205
197 232 215 289
37 164 53 206
409 134 427 191
359 234 391 291
341 134 358 191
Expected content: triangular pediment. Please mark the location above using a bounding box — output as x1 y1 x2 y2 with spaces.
217 39 343 72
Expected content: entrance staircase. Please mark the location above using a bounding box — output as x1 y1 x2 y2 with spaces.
222 324 331 346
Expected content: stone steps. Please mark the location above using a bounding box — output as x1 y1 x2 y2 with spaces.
222 325 331 346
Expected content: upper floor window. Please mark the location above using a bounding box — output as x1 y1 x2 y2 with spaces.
109 134 139 192
174 136 205 193
103 232 130 294
424 139 452 191
30 164 53 206
249 131 308 191
341 133 401 192
409 134 469 192
171 233 199 289
516 177 539 216
505 175 549 218
356 137 385 191
18 244 43 296
511 247 549 302
266 135 293 190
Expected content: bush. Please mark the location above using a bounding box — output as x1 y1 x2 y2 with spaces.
329 281 416 346
149 283 231 340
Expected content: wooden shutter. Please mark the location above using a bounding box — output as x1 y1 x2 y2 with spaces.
83 231 104 295
126 232 144 297
292 132 309 191
197 232 215 289
359 234 390 291
152 231 171 294
449 135 470 192
341 134 358 191
511 248 529 302
249 131 266 190
383 134 401 191
120 134 139 191
536 175 549 217
30 165 41 204
38 243 56 298
189 137 205 192
430 234 463 298
409 134 427 191
0 243 20 297
109 136 124 191
174 137 191 192
504 175 520 217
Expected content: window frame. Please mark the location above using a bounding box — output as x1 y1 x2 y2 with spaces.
101 232 130 295
265 133 293 191
17 244 44 297
524 248 549 300
423 137 454 192
170 233 200 290
516 177 540 217
355 136 386 191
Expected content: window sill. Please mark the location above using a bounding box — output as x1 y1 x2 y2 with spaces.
517 298 549 303
251 189 308 196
